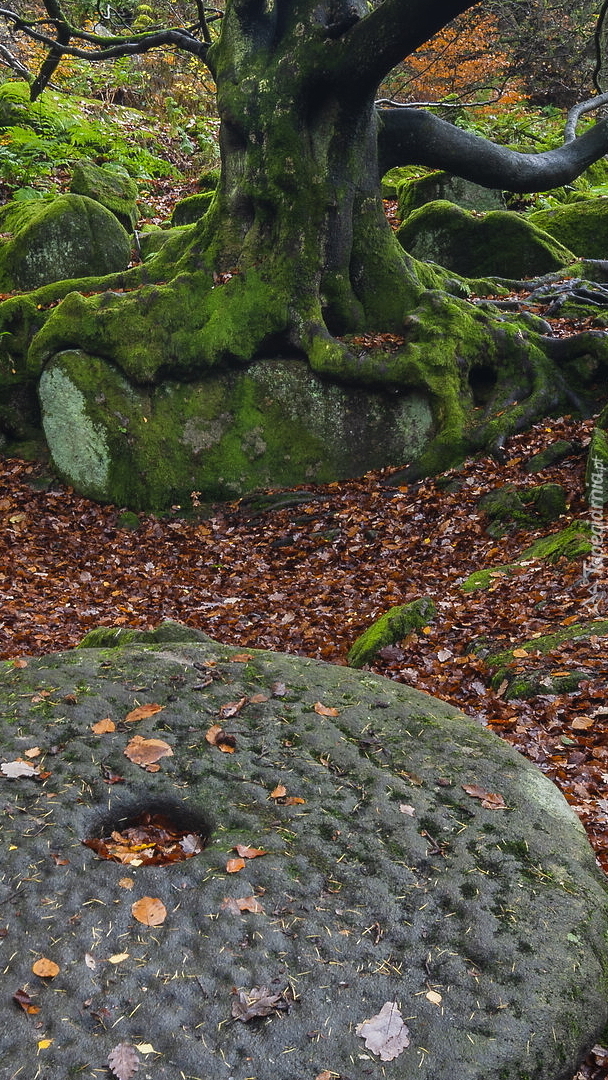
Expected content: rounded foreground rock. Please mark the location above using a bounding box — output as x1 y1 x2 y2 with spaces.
1 624 607 1080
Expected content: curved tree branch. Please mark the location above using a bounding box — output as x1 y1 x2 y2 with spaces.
377 106 608 192
564 92 608 142
30 0 71 100
334 0 477 95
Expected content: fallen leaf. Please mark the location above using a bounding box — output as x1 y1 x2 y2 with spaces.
399 804 416 816
118 877 134 889
11 658 28 668
13 987 40 1014
32 958 60 978
315 1073 333 1080
226 857 246 873
249 692 269 704
108 1042 140 1080
24 746 41 758
134 1043 157 1054
314 701 339 716
84 953 96 969
205 724 237 752
356 1001 410 1061
108 953 130 964
92 718 115 734
462 783 507 809
1 759 41 779
180 833 203 855
271 681 287 697
269 784 287 799
437 648 453 662
124 736 173 767
512 648 529 658
37 1038 53 1049
219 696 248 719
231 652 254 662
572 716 595 730
426 989 442 1004
220 895 265 914
233 844 268 859
125 703 165 722
231 985 288 1021
282 796 306 805
131 897 167 926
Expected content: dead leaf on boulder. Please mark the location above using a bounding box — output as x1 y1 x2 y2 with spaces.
314 701 339 716
108 1042 140 1080
92 718 115 734
355 1001 410 1061
462 783 507 809
32 958 60 978
226 857 246 873
125 703 165 723
131 896 167 926
124 736 173 768
1 759 41 779
205 724 237 752
220 895 265 914
233 844 268 859
231 985 289 1022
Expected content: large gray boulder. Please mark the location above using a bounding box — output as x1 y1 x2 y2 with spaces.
38 350 435 508
0 624 607 1080
0 194 131 291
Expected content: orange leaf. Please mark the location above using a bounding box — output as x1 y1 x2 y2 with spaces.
12 658 28 668
233 845 268 859
118 877 135 889
231 652 254 662
131 896 167 926
314 702 339 717
512 649 528 658
124 736 173 768
462 783 506 809
249 693 269 704
283 796 306 805
560 615 579 626
226 857 246 873
269 784 287 798
205 725 237 752
125 703 165 723
24 746 41 758
92 718 116 734
205 724 223 745
32 958 60 978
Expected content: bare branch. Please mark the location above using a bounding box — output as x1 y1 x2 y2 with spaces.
565 92 608 142
377 106 608 192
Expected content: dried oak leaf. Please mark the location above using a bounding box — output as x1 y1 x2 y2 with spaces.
231 985 288 1022
219 696 248 719
462 783 507 810
125 703 165 723
131 896 167 926
124 736 173 768
32 958 60 978
1 759 41 779
108 1042 140 1080
355 1001 410 1061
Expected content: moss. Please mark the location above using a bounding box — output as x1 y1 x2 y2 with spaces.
461 522 591 593
529 200 608 261
397 200 575 278
171 191 214 226
70 161 139 232
524 439 575 472
477 482 567 537
347 597 436 668
77 619 212 648
586 416 608 507
485 619 608 669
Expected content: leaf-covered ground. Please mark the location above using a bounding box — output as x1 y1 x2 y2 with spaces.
1 418 608 1078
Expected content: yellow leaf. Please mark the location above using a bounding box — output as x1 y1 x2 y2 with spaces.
125 703 165 722
108 952 130 964
37 1039 53 1050
512 648 528 658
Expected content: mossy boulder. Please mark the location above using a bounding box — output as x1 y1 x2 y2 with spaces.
479 619 608 699
397 170 506 219
0 194 131 291
1 626 608 1079
348 596 436 667
37 350 435 509
70 161 139 232
171 190 214 226
586 404 608 507
461 521 592 592
524 438 577 472
397 200 575 278
529 199 608 260
477 482 568 537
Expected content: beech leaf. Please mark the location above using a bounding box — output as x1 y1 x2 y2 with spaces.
124 736 173 768
355 1001 410 1061
108 1042 140 1080
233 844 268 859
226 856 246 873
125 703 165 722
131 896 167 926
220 895 264 914
32 958 60 978
231 985 288 1021
462 783 507 809
314 701 339 716
92 718 115 733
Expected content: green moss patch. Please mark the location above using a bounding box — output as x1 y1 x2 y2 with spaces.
348 596 437 667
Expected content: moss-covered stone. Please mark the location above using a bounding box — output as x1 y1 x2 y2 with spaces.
0 194 131 291
347 596 436 667
78 618 212 648
397 200 575 278
461 521 592 592
115 510 141 531
479 619 608 699
38 350 435 508
171 190 214 226
2 632 608 1079
70 161 139 232
524 439 576 472
529 200 608 261
397 170 506 220
477 482 567 537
